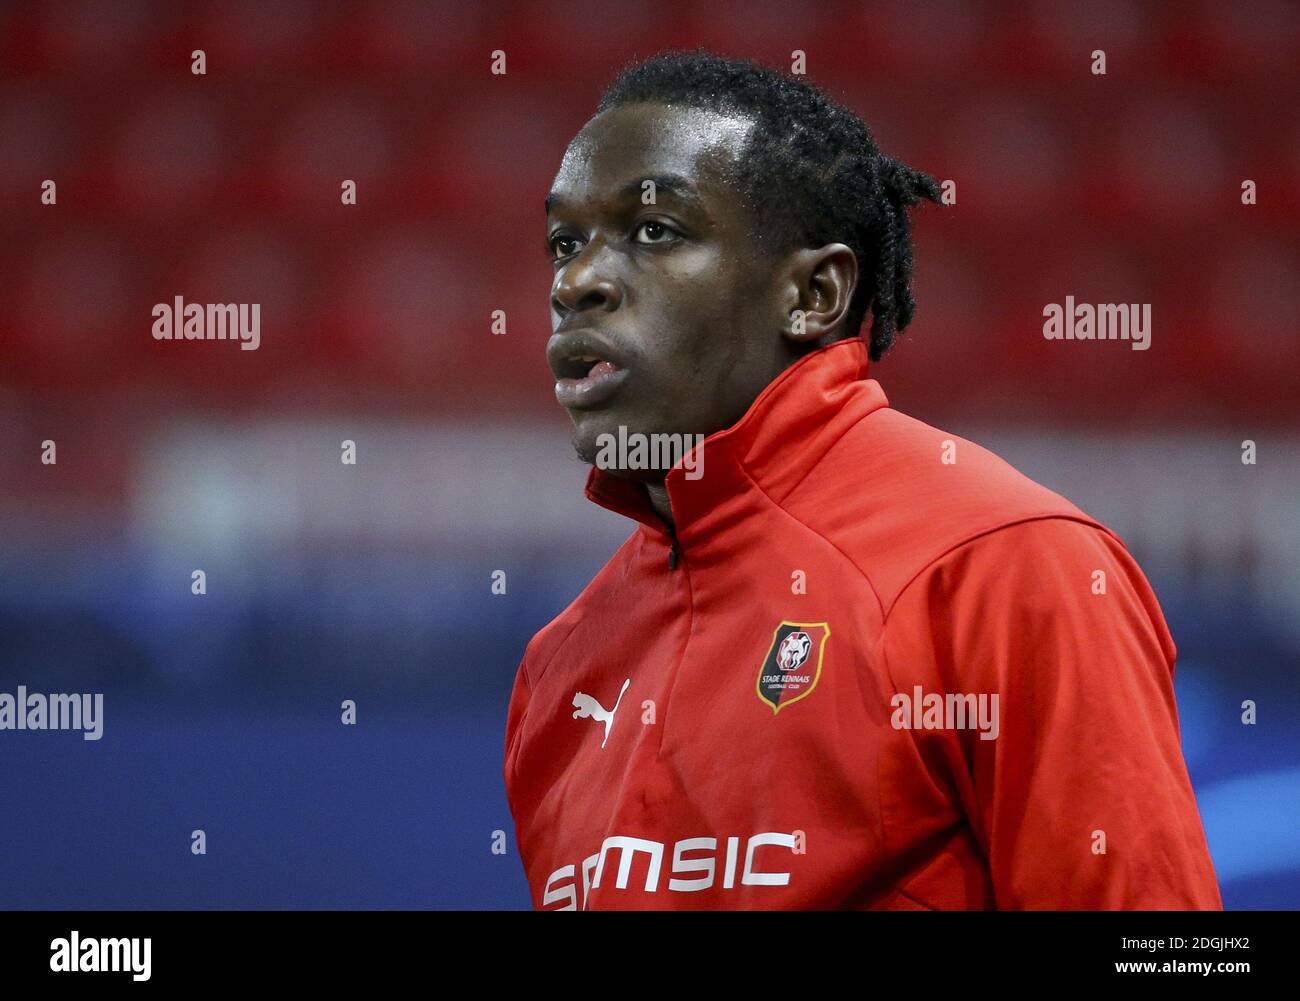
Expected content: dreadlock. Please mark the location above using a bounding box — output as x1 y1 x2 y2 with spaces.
596 49 941 361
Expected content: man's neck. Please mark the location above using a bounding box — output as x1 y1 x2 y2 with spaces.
643 481 674 530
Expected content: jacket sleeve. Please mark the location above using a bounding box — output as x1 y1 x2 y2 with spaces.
879 516 1222 909
503 655 532 797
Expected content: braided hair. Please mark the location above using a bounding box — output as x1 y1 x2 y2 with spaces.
596 49 941 361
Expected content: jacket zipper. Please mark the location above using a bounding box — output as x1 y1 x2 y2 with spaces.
666 525 680 570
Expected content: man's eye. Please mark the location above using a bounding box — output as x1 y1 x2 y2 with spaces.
633 220 676 244
550 235 583 258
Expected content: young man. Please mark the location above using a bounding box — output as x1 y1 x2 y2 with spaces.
504 50 1221 910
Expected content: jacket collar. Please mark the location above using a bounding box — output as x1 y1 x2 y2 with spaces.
583 337 889 544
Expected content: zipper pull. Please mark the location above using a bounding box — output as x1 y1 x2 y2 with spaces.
665 524 680 570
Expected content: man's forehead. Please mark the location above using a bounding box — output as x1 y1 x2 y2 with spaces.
548 104 756 209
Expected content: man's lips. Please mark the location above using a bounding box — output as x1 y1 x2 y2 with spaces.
547 329 631 410
554 357 629 409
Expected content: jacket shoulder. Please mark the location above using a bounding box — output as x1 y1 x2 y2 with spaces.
517 530 641 687
784 407 1116 611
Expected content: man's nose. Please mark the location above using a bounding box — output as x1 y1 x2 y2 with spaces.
551 245 624 316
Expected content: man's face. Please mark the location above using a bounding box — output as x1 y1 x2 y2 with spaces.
545 102 791 477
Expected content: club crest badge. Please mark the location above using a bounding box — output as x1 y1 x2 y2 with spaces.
756 621 830 714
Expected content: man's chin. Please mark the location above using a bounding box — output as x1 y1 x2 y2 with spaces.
568 412 615 465
569 419 670 483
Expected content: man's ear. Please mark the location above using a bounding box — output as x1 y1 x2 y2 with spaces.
779 243 858 347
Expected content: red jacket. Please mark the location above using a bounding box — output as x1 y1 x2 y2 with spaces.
503 338 1222 910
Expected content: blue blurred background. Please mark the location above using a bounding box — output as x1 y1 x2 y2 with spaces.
0 0 1296 908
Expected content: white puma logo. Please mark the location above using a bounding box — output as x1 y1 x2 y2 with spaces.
571 679 631 748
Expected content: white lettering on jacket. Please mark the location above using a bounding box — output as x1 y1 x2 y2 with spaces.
541 831 796 909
